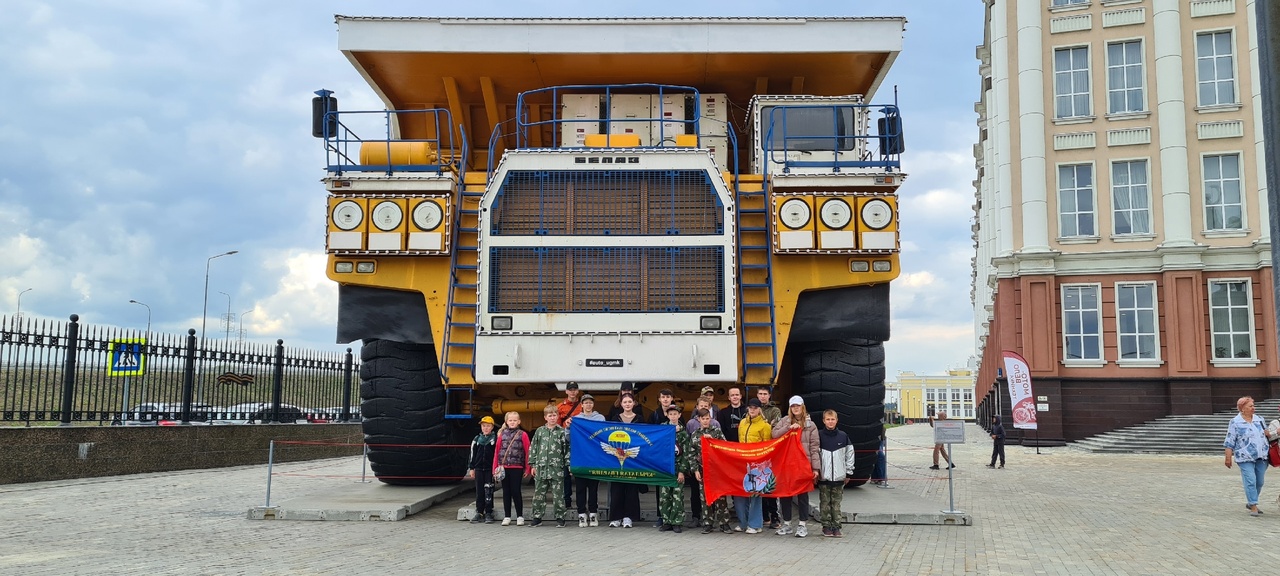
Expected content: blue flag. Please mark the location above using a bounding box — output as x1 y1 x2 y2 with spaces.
569 418 678 487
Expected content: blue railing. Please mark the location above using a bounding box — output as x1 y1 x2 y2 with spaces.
510 83 703 150
319 106 468 176
761 103 904 173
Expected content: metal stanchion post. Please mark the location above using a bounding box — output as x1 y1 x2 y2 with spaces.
359 444 369 483
944 442 958 514
265 440 275 508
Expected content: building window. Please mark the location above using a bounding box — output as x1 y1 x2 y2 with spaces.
951 389 962 403
1062 284 1102 361
1054 46 1091 119
1208 279 1254 359
1112 160 1150 235
1058 164 1095 237
1052 0 1088 6
1106 40 1145 114
1196 31 1236 106
1115 282 1158 360
1203 154 1243 231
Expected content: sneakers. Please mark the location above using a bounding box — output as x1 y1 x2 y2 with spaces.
929 465 940 470
528 518 543 527
622 517 633 528
516 516 525 526
578 513 588 528
745 527 760 534
768 520 781 530
822 527 832 537
949 463 956 469
470 512 483 523
672 525 682 533
484 512 495 524
775 523 793 536
998 465 1004 469
556 519 566 527
985 464 995 468
795 523 808 538
608 520 621 528
720 524 734 534
733 525 744 532
501 517 512 526
588 513 599 527
833 528 843 538
702 525 714 534
659 524 673 532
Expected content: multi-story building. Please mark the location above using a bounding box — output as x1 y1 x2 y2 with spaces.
894 370 977 421
972 0 1274 444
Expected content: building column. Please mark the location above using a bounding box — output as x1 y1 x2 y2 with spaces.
1247 0 1269 240
993 0 1015 256
1016 0 1050 253
1153 0 1196 248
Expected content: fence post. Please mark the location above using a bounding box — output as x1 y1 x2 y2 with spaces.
271 339 284 423
342 348 354 422
58 314 80 426
181 329 196 424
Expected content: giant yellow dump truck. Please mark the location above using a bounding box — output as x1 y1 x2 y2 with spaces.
316 16 906 485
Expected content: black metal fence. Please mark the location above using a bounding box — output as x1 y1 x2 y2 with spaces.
0 314 361 426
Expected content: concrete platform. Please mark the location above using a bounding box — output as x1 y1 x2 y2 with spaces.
249 481 468 521
452 481 971 526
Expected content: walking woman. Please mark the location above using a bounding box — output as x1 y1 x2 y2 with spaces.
1224 396 1273 516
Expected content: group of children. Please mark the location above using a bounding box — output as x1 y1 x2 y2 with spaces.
464 386 858 538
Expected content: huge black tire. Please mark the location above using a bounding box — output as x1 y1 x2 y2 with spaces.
360 339 467 486
793 338 886 488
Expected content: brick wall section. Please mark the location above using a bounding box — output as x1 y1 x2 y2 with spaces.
0 424 363 485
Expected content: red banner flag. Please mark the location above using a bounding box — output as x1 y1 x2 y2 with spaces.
701 431 814 506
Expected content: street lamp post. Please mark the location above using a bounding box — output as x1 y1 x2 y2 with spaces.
15 287 32 322
199 251 238 401
127 299 152 415
218 291 232 339
200 251 239 346
239 309 253 342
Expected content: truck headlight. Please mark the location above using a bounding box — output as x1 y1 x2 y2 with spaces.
492 316 513 331
819 199 852 229
779 199 811 230
332 200 363 231
700 316 722 330
861 199 892 230
371 201 404 231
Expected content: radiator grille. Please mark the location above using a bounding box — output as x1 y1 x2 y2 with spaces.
489 247 724 313
490 170 723 236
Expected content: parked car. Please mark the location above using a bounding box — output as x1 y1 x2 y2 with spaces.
214 403 305 424
118 403 218 425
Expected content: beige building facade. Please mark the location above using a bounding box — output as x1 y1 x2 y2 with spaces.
972 0 1276 443
894 370 977 421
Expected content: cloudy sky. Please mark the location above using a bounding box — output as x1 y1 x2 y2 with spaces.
0 0 981 379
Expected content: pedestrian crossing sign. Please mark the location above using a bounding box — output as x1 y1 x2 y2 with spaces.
107 338 147 376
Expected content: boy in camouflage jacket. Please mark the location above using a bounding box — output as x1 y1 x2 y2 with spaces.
528 405 568 527
658 404 690 532
688 408 733 533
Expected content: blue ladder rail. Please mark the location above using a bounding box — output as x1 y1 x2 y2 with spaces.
733 123 779 383
439 185 484 385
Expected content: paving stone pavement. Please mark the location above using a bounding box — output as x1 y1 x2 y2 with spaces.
1 422 1276 575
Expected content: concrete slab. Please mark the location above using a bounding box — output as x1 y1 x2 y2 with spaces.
248 482 468 521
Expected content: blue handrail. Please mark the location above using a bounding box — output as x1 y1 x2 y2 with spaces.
321 108 467 176
761 103 904 173
512 83 703 150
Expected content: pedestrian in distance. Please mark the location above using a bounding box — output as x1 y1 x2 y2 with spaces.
928 411 954 470
1223 396 1273 516
817 409 855 538
871 425 891 487
986 415 1006 469
658 404 689 533
688 408 733 534
573 394 605 527
465 415 498 523
734 397 772 534
771 396 819 537
527 405 569 527
492 411 530 526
